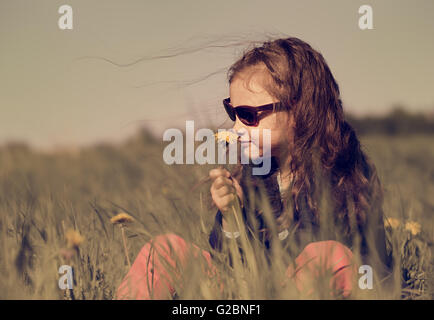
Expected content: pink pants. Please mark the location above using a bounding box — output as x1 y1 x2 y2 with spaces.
116 233 355 299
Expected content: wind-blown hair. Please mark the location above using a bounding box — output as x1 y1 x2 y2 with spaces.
226 37 386 242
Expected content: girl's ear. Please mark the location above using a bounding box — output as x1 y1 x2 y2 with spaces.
280 109 294 125
287 111 295 126
274 110 289 132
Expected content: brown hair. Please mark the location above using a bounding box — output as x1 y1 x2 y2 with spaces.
227 37 385 239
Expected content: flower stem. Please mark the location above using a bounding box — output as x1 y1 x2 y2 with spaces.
120 225 131 268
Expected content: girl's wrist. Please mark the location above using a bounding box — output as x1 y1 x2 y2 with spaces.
222 215 239 232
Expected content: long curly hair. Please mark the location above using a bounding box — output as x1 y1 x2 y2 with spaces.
226 37 385 241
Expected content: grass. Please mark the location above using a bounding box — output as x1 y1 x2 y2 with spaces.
0 130 432 299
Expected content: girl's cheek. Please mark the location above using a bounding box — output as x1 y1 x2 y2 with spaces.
236 127 262 160
237 127 275 160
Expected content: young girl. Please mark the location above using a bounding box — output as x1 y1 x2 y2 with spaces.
116 37 394 299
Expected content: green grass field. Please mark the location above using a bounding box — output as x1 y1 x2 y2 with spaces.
0 131 432 299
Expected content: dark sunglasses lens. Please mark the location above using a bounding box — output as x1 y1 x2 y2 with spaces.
223 101 236 121
236 108 256 126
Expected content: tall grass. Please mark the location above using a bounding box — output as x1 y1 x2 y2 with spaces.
0 131 432 299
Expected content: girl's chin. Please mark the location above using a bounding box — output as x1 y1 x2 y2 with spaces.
241 143 270 161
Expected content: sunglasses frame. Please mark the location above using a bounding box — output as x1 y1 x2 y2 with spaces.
223 97 283 127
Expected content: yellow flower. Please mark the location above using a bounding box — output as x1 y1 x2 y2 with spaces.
161 186 169 195
110 212 134 225
215 131 239 144
405 221 421 236
384 217 401 229
65 229 84 249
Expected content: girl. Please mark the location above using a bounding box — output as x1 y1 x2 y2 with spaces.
116 37 394 299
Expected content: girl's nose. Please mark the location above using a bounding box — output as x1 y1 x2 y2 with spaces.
232 118 248 133
232 122 250 143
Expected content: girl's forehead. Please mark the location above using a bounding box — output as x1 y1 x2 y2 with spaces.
229 73 275 106
230 68 269 92
230 76 264 93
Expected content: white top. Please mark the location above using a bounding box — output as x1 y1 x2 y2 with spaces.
222 170 291 241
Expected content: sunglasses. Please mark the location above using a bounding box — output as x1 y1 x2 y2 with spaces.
223 97 284 127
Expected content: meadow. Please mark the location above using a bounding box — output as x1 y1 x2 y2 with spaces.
0 129 432 299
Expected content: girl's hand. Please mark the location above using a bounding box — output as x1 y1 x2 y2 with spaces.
209 168 243 213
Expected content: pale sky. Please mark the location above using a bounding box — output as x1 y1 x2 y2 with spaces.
1 0 433 149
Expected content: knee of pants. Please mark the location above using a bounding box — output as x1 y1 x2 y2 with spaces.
141 233 189 269
116 233 187 299
117 233 215 300
300 240 353 267
152 233 187 253
149 233 214 271
288 240 355 297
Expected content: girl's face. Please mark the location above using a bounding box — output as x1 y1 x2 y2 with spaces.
229 72 295 161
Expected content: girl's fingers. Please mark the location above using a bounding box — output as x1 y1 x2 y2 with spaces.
215 185 236 197
210 178 233 198
209 167 240 212
212 176 233 190
211 192 235 212
209 168 231 180
220 194 235 211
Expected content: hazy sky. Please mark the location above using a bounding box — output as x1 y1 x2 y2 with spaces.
1 0 433 149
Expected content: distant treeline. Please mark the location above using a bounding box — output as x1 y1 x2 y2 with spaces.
346 107 434 135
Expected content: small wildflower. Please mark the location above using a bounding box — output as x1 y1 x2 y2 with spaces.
405 221 421 236
65 229 84 249
215 130 239 145
384 217 401 229
162 186 169 195
111 213 134 267
110 212 134 225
